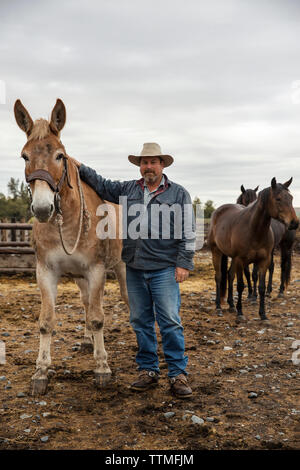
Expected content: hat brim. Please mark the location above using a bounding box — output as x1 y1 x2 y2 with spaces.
128 154 174 167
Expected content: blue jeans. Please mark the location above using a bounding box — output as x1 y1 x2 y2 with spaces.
126 265 188 377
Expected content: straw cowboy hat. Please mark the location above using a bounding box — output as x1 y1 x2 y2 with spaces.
128 143 174 167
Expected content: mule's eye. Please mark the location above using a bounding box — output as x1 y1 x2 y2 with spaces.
56 153 64 161
21 154 29 161
276 198 281 202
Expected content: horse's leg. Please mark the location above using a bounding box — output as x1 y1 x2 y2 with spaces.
258 263 268 321
86 264 111 387
113 260 129 309
266 249 274 296
75 278 94 353
211 248 223 314
244 265 253 299
251 263 258 301
31 263 58 395
227 259 236 313
236 263 246 322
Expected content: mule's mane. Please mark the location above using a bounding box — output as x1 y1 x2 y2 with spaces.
27 119 51 141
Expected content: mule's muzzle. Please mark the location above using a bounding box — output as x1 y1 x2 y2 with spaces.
31 203 54 223
288 219 299 231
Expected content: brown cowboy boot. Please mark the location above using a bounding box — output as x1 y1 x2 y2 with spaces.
130 370 159 391
169 373 192 398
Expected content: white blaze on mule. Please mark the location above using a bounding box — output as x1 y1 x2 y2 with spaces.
14 98 128 395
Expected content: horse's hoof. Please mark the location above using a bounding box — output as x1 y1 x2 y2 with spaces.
228 307 236 313
265 292 271 298
236 315 246 323
95 372 112 388
277 292 284 299
260 316 269 322
216 308 222 314
31 378 48 396
81 341 94 354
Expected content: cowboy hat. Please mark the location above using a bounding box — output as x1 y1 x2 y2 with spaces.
128 143 174 167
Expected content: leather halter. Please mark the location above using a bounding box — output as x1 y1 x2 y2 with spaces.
25 157 73 214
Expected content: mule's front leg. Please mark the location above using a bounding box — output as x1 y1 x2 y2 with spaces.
32 264 58 395
87 266 111 387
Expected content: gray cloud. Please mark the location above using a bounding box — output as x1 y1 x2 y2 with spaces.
1 0 300 207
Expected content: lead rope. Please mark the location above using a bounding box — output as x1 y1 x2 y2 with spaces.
56 166 90 255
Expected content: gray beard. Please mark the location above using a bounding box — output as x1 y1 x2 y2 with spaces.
144 173 159 184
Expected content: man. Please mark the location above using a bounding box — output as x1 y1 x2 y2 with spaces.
73 143 195 398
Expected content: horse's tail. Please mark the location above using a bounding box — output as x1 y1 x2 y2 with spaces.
280 230 296 288
220 254 228 300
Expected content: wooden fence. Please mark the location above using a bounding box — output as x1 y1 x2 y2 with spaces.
0 219 35 273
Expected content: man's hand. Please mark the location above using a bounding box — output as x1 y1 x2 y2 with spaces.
175 267 189 283
68 155 81 168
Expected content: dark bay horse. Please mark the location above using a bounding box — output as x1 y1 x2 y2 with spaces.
237 185 296 298
208 178 299 321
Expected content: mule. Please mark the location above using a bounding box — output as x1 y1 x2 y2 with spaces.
237 185 296 299
14 98 129 395
208 178 299 322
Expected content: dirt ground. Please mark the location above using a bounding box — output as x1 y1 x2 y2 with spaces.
0 250 299 450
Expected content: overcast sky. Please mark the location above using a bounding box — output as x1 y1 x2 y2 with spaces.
1 0 300 207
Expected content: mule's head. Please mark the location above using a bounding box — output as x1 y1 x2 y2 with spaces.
14 99 68 222
269 177 299 230
237 184 259 206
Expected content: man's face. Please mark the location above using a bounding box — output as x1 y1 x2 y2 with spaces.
140 156 164 185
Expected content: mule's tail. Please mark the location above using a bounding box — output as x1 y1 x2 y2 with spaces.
220 254 228 300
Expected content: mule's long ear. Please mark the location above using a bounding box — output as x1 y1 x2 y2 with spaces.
283 177 293 188
50 98 66 135
14 99 33 137
241 185 245 193
254 185 259 192
271 177 277 189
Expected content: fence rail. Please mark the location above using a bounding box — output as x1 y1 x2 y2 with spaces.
0 220 35 272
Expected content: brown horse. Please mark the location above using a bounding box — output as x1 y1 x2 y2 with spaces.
237 185 296 299
208 178 299 321
14 98 128 395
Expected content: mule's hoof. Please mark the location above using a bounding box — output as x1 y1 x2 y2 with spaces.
265 292 271 298
236 315 246 323
228 307 236 313
81 341 94 354
250 297 257 304
95 372 112 388
277 292 284 299
31 378 48 396
260 316 269 322
216 308 222 315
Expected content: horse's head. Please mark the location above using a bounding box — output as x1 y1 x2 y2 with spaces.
237 184 259 206
14 99 70 223
269 177 299 230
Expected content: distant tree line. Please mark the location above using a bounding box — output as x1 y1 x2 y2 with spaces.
193 196 216 219
0 178 31 221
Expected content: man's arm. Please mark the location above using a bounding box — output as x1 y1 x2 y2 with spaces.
76 162 125 204
175 188 196 279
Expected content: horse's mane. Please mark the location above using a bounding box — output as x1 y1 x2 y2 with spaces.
258 184 290 205
27 119 51 141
